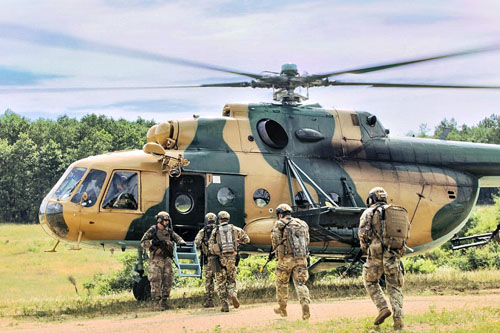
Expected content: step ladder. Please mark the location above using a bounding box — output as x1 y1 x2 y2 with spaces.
173 242 201 277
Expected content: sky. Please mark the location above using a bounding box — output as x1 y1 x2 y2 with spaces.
0 0 499 136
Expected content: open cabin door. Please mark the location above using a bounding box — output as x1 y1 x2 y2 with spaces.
169 174 205 241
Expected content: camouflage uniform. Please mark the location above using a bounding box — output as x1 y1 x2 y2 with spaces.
141 225 185 309
271 215 311 319
208 220 250 312
194 223 217 307
359 205 404 324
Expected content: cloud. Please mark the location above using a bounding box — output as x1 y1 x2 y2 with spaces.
0 67 65 86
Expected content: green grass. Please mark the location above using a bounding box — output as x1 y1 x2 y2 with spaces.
2 222 500 326
0 223 121 300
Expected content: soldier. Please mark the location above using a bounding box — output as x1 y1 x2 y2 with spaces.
194 212 218 308
140 211 187 311
359 187 409 330
208 210 250 312
271 203 311 320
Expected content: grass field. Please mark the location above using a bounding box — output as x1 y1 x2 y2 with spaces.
0 223 121 300
2 222 500 327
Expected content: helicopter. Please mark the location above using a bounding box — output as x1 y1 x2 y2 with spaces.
31 43 500 300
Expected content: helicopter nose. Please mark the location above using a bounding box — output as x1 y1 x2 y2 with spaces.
39 198 70 239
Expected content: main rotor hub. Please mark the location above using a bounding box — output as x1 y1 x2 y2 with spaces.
281 63 298 77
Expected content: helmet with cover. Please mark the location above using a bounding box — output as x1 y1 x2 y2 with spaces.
205 212 217 225
366 187 388 206
155 211 171 223
217 210 230 224
276 203 292 216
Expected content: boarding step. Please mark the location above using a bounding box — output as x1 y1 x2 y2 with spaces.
173 242 201 277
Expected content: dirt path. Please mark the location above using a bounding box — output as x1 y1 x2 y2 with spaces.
4 292 500 332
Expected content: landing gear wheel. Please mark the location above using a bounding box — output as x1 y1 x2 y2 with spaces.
133 276 151 301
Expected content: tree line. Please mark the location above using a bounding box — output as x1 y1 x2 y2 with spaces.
1 110 499 223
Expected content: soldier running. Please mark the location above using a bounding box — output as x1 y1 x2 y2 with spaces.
271 203 311 320
140 211 187 311
209 210 250 312
194 212 218 308
359 187 410 330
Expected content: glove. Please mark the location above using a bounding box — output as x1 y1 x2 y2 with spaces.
152 239 162 247
179 241 187 246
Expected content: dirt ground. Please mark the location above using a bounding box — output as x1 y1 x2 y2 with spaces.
4 292 500 332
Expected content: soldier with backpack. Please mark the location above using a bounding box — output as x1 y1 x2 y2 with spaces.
271 203 311 320
359 187 410 330
208 210 250 312
194 212 218 308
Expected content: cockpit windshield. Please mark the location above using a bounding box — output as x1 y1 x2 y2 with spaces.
71 169 107 207
53 167 87 200
102 171 139 210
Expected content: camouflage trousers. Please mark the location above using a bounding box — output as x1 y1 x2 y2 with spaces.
148 256 174 302
215 256 237 303
275 256 310 307
204 256 217 303
363 243 404 319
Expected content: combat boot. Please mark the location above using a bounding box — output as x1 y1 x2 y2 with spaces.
393 318 404 330
374 307 391 325
273 304 287 317
160 299 170 311
221 301 230 312
203 299 215 308
301 303 310 320
231 295 240 309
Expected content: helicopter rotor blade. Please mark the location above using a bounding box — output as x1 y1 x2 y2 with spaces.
309 44 500 79
329 81 500 89
0 23 264 80
0 82 255 94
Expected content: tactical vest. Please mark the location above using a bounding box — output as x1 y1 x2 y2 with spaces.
282 218 309 259
372 204 410 250
215 224 237 256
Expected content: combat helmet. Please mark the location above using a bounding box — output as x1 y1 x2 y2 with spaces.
217 211 230 224
155 211 171 222
276 203 292 216
366 187 388 206
205 212 217 225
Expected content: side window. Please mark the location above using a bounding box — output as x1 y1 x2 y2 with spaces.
71 169 107 207
102 171 139 210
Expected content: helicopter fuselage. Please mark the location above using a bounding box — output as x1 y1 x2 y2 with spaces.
39 102 500 259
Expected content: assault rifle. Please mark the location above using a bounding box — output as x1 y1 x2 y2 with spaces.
199 252 206 279
341 249 364 278
260 248 275 273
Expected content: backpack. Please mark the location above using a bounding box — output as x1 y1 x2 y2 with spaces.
282 219 309 259
217 224 236 255
373 204 410 250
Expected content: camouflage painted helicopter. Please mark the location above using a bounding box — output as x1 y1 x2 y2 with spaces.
36 45 500 299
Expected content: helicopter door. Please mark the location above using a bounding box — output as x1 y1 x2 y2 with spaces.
205 174 245 228
169 174 205 241
337 111 363 154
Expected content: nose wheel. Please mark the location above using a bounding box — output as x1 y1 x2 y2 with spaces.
132 247 151 301
133 276 151 301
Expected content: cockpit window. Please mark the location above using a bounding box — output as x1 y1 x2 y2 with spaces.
102 171 139 210
53 167 87 201
71 169 107 207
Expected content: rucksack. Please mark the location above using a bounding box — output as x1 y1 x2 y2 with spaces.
373 204 410 250
283 219 309 259
217 224 236 255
